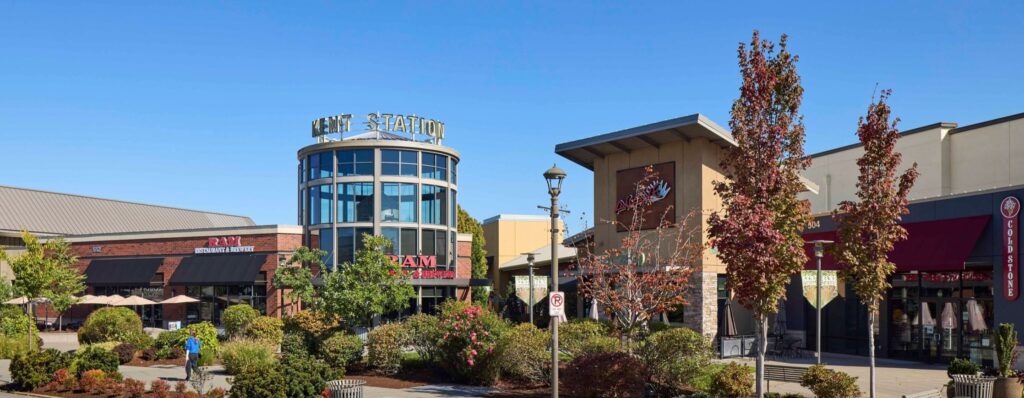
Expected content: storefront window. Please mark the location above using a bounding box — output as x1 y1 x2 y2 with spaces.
183 282 267 326
382 150 418 176
337 149 374 176
421 185 447 225
381 183 417 223
337 227 374 264
307 185 332 225
339 183 374 223
422 153 448 181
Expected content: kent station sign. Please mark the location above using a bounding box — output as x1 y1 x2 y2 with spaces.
312 112 445 145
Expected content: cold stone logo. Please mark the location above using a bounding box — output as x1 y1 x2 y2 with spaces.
614 179 671 214
312 112 445 144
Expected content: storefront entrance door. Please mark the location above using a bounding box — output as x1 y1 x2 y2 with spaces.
921 299 959 362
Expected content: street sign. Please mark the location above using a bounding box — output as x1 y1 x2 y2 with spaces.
549 292 565 317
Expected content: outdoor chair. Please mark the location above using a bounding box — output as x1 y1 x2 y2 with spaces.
951 374 995 398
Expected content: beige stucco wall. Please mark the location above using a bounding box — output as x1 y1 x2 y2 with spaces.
482 217 563 283
949 118 1024 194
801 126 952 214
591 137 726 273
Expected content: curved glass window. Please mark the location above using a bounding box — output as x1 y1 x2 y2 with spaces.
382 150 418 176
381 183 417 223
422 153 448 181
307 152 333 180
338 149 374 176
339 182 374 223
336 227 373 265
450 158 458 184
381 227 418 256
421 185 447 225
421 229 448 267
317 228 334 268
450 191 457 228
308 185 332 225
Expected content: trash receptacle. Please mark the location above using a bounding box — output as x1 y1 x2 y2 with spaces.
326 379 366 398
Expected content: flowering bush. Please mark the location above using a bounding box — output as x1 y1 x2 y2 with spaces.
366 323 407 375
436 302 507 384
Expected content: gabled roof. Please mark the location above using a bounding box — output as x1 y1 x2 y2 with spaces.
0 185 255 236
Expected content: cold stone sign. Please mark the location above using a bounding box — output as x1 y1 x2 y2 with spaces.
194 236 255 254
312 112 445 144
1003 196 1020 301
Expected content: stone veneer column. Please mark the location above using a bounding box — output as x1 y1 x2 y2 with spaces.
683 271 719 339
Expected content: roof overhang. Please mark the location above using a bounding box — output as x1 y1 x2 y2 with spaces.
554 114 735 171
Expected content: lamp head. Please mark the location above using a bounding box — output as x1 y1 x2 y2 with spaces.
543 164 567 196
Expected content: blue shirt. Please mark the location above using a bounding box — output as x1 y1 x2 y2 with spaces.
185 336 201 354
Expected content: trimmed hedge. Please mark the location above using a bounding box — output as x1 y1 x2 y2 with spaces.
639 327 713 392
220 338 276 376
242 316 284 344
222 304 260 338
77 307 144 345
319 332 363 370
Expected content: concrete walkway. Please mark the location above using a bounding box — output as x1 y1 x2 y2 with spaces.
720 352 949 397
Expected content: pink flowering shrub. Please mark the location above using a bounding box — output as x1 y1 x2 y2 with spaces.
436 301 508 384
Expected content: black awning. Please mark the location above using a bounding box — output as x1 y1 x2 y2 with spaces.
169 254 267 286
85 258 163 287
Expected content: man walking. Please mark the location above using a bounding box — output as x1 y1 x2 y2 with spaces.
184 329 201 381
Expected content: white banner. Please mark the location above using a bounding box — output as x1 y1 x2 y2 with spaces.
514 275 548 306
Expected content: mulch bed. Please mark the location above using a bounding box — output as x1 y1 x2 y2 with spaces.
29 388 195 398
346 362 453 389
126 357 187 367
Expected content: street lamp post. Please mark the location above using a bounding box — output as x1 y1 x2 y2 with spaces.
543 165 566 398
524 253 537 325
807 239 833 365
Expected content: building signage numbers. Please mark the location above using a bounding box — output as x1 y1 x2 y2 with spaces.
1003 196 1020 301
194 236 255 254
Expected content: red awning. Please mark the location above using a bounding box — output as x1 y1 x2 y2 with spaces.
803 215 991 272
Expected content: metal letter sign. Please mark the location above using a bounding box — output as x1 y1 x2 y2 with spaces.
1003 196 1020 301
549 292 565 317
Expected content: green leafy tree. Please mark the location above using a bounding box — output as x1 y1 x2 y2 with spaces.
457 205 489 305
320 234 415 328
272 246 324 315
831 90 917 398
2 232 85 333
707 32 811 397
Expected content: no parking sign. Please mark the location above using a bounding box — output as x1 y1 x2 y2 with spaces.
549 292 565 317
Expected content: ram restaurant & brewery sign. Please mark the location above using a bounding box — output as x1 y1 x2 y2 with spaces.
387 255 455 279
194 236 255 254
1003 196 1020 301
312 112 445 144
615 162 675 231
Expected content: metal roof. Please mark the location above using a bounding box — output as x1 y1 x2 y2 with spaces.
554 113 736 170
500 244 578 271
0 185 255 236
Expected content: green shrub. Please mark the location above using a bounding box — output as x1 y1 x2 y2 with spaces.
220 338 276 376
494 323 549 384
319 332 363 370
154 322 219 365
563 351 647 398
0 335 31 359
283 310 339 340
639 327 713 392
0 306 37 339
948 357 980 378
281 333 311 356
690 363 725 393
281 352 341 398
71 345 120 377
436 302 508 385
242 316 284 344
710 362 753 398
367 323 407 375
112 342 136 364
11 348 72 390
405 313 441 362
997 323 1019 378
560 319 609 357
647 321 671 334
228 362 286 398
77 307 143 345
222 304 260 338
800 364 860 398
576 335 621 356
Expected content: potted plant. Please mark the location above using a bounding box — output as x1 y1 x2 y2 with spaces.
994 323 1023 398
947 358 981 398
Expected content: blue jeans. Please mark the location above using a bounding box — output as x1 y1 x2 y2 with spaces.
185 353 199 380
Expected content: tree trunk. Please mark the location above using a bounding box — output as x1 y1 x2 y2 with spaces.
756 313 767 398
868 307 876 398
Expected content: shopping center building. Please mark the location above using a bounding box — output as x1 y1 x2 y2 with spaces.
556 111 1024 365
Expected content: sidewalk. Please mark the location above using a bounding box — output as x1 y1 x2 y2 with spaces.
719 352 948 397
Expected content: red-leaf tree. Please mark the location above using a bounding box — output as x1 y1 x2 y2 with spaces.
707 31 811 397
575 167 703 344
831 90 918 398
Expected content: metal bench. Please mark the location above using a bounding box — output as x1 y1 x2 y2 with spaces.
902 389 942 398
764 364 808 393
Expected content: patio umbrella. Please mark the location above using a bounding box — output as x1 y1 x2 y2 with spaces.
160 295 199 304
723 298 738 337
112 295 157 306
940 303 957 330
913 303 936 327
103 295 126 305
4 296 29 305
77 295 112 305
588 299 599 320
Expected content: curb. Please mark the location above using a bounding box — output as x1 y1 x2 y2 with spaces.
7 392 61 398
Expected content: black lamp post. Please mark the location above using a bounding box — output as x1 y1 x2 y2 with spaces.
543 164 565 397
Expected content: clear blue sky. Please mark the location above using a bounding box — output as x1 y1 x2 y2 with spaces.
2 2 1021 233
